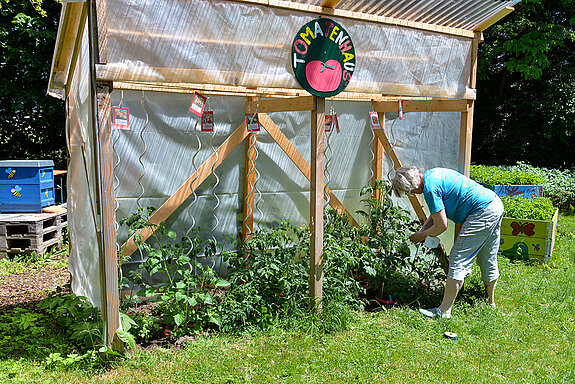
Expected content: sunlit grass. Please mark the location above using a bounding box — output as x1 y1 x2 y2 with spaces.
1 217 574 383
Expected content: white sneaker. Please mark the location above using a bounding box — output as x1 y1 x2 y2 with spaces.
419 307 452 319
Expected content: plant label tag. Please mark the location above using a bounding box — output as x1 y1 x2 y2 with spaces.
189 92 207 117
369 111 381 130
113 107 130 130
201 111 214 132
325 115 334 132
246 113 260 132
398 100 403 120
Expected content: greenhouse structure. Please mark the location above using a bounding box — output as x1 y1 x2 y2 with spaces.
48 0 519 348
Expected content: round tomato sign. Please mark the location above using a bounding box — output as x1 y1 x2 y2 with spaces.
291 18 355 97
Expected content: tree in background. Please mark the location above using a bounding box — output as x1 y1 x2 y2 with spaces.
0 0 573 170
0 0 66 168
474 0 575 168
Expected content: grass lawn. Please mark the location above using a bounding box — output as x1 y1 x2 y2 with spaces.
2 216 574 383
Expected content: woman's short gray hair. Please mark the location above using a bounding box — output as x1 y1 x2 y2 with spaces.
392 166 421 196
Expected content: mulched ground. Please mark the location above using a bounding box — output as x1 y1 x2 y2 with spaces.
0 256 70 311
0 256 182 349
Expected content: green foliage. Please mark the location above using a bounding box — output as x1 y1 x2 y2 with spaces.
220 221 308 332
119 181 445 336
469 164 543 185
507 162 575 213
120 309 160 343
501 196 556 220
220 180 446 333
120 207 230 338
38 288 125 369
474 0 575 168
356 180 445 304
0 0 66 167
0 307 66 360
39 289 104 349
472 163 575 213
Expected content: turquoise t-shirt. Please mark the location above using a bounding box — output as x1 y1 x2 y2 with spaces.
423 168 496 224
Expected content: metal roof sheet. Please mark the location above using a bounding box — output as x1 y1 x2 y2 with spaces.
289 0 520 30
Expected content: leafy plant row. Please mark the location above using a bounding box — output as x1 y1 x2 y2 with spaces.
500 196 556 221
471 163 575 213
470 164 544 186
118 180 445 343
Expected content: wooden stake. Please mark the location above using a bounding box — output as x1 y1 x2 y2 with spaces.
242 97 258 241
310 96 325 311
372 114 384 200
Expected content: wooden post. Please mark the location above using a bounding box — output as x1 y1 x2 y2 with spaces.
459 32 479 177
458 101 474 177
372 112 384 200
310 96 325 311
96 82 121 350
242 97 258 241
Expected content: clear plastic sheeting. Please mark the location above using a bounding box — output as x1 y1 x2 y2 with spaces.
66 21 102 308
99 0 475 99
106 90 461 284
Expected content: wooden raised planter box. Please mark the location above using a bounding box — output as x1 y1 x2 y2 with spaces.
499 209 559 264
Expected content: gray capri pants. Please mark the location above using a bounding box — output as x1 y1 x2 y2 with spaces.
448 196 504 282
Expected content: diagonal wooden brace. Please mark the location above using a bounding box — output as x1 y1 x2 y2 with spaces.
120 121 249 258
372 115 427 222
373 114 449 273
258 113 359 228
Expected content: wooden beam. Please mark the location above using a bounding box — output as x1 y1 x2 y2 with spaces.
474 6 514 32
258 113 359 228
373 99 469 113
458 101 474 177
310 96 325 310
96 82 121 350
121 122 249 257
242 97 258 241
469 33 480 90
374 113 427 222
49 2 86 90
102 70 476 101
245 96 315 113
320 0 342 8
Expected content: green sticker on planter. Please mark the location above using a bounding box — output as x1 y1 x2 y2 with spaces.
291 18 355 97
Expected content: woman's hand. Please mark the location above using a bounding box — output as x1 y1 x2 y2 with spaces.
409 231 426 244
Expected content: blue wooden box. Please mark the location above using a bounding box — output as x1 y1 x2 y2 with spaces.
0 160 55 213
482 184 543 199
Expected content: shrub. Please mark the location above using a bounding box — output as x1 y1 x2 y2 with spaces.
356 180 445 305
507 162 575 213
470 164 543 185
501 196 556 220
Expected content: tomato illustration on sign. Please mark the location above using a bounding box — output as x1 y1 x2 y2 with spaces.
291 18 355 97
305 60 343 93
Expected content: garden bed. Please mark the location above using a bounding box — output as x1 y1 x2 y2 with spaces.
499 208 559 264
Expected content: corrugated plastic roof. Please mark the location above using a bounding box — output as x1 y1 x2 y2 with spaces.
289 0 520 30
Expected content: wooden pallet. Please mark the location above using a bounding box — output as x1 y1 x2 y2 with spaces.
0 207 67 258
